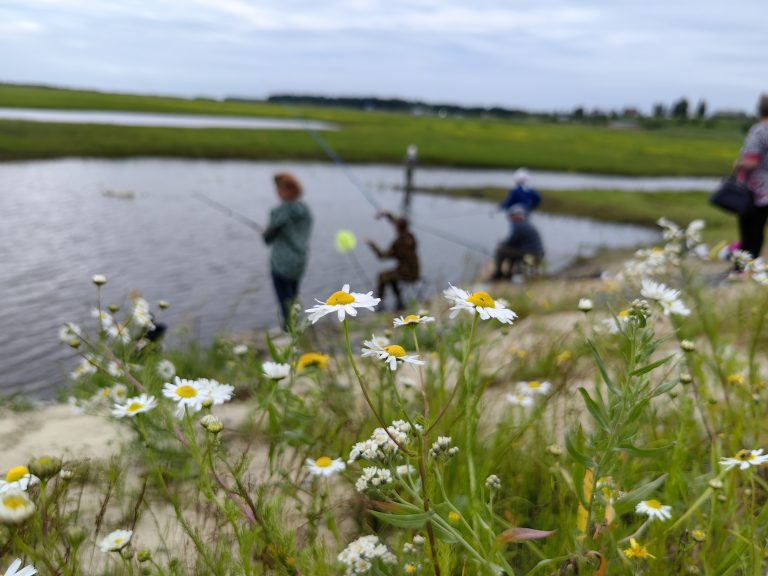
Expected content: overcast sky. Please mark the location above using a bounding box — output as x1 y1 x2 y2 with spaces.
1 0 767 113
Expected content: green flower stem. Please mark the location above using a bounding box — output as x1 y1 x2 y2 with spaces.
428 313 479 434
12 532 58 575
342 319 414 456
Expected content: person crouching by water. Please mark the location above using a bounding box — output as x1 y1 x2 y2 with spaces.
263 173 313 329
491 205 544 281
365 210 420 311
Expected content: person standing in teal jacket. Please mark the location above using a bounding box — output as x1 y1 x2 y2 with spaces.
263 173 313 329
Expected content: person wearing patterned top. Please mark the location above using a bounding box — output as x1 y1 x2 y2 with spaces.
263 173 313 328
736 94 768 261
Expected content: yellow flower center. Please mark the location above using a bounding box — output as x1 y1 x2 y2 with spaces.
315 456 333 468
127 402 144 413
384 345 407 358
527 381 541 389
448 511 461 523
645 499 662 509
727 373 744 385
6 466 29 483
467 291 495 308
514 395 526 402
114 538 123 545
618 309 630 318
404 315 420 324
298 353 329 370
175 385 198 398
326 291 355 305
405 565 417 574
3 495 27 510
736 449 754 461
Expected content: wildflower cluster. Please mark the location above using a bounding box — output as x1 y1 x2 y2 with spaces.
337 535 397 576
348 420 418 463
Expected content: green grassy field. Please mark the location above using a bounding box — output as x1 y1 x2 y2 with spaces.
0 83 749 176
422 187 738 244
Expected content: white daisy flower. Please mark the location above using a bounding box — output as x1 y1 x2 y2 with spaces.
720 449 768 471
92 274 107 286
578 298 594 312
0 467 39 493
156 359 176 380
197 378 234 405
393 314 435 328
602 309 631 334
106 323 131 344
0 489 36 524
162 377 205 417
112 394 158 418
232 344 248 356
515 380 551 396
98 529 133 552
58 322 81 344
640 279 690 317
262 361 291 380
361 336 425 371
91 308 115 330
506 393 534 407
443 284 517 324
70 356 97 380
131 298 155 329
110 383 128 403
306 456 346 477
305 284 380 323
3 558 37 576
635 499 672 521
106 361 124 378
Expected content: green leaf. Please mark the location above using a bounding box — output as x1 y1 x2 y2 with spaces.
566 426 593 469
369 510 434 529
614 442 675 458
626 397 650 422
265 332 285 363
588 340 622 396
651 378 679 398
496 527 556 543
431 521 459 544
615 474 668 514
631 354 675 377
578 388 610 432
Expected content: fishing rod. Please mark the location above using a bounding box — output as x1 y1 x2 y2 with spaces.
284 105 493 257
192 191 264 233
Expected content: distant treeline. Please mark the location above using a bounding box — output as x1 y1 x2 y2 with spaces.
228 94 752 126
244 94 534 120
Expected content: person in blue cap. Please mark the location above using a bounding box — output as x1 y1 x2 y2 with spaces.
499 168 542 215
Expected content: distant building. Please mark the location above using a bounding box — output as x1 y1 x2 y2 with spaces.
712 109 748 120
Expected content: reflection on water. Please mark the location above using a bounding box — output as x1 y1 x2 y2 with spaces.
0 159 659 398
0 107 335 131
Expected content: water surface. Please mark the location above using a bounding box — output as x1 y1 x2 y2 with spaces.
0 159 661 398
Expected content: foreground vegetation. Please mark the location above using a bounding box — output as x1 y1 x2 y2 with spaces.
4 216 768 575
0 84 747 176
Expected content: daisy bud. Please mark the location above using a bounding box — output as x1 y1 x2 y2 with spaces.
158 300 169 310
691 529 706 543
679 373 693 385
66 526 88 546
200 414 221 430
60 469 74 481
92 274 107 286
201 398 214 409
448 511 461 524
717 494 727 503
485 474 501 490
108 304 120 313
412 535 425 546
681 340 695 352
28 455 62 480
685 566 701 575
578 298 593 312
122 548 135 560
138 549 152 563
547 444 564 456
68 339 81 349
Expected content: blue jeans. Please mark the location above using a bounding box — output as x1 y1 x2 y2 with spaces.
271 272 299 329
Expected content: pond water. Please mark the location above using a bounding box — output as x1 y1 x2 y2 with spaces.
1 158 664 398
0 107 335 131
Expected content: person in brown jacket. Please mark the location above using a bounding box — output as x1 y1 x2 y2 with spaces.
365 210 420 310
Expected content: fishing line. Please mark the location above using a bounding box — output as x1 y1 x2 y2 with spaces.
192 191 263 232
285 105 493 257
